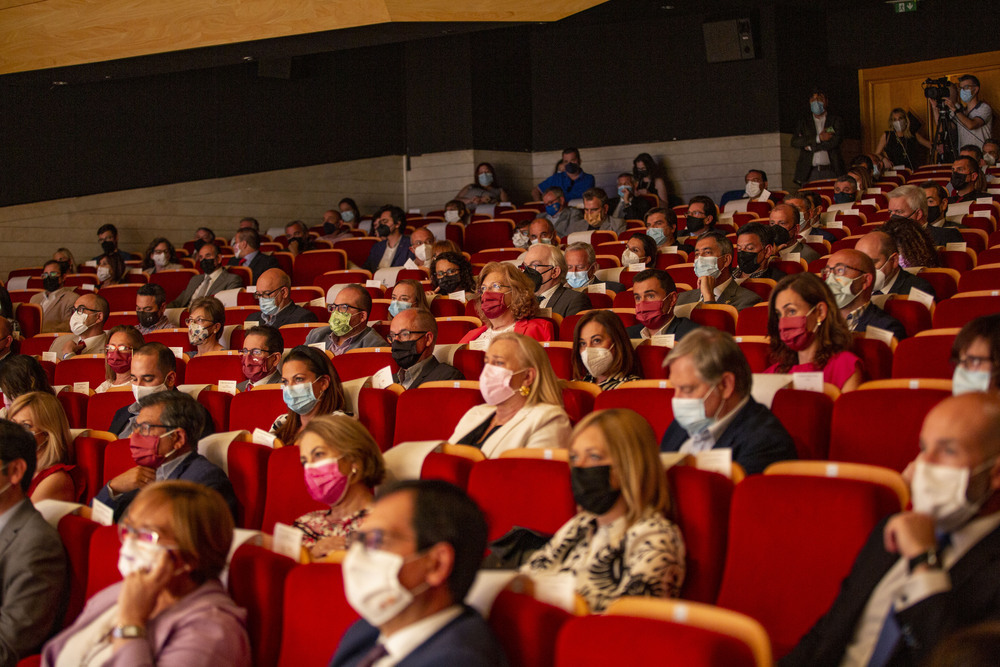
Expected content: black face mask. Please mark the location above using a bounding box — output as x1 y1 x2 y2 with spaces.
571 465 621 515
833 192 855 205
137 311 160 328
101 240 116 254
42 276 61 292
390 339 423 369
634 169 648 179
564 162 581 176
199 258 217 274
737 250 762 274
926 205 941 224
437 275 462 294
950 171 967 191
521 267 544 291
375 223 391 238
685 216 707 234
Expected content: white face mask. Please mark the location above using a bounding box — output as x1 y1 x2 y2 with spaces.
342 542 426 627
132 381 167 403
96 266 112 282
693 256 721 279
414 244 431 262
671 385 720 436
118 537 168 578
621 249 643 266
153 252 169 267
745 181 762 199
582 345 615 378
892 119 906 133
911 457 997 533
444 210 461 223
824 272 864 309
69 311 91 337
953 366 992 395
512 230 529 249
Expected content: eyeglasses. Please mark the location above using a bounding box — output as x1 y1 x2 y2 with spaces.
239 348 273 359
117 522 175 547
520 263 552 271
435 269 460 279
185 317 215 326
133 421 172 437
105 344 133 354
481 283 511 293
72 305 101 315
386 330 428 343
253 288 284 300
41 272 60 279
821 264 864 279
327 303 363 314
957 355 991 371
348 528 412 551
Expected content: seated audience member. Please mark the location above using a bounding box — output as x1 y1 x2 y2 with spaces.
389 279 431 320
332 480 505 667
389 308 463 389
611 172 652 221
237 216 259 233
564 242 626 294
141 237 183 274
523 409 685 612
430 239 461 261
889 183 963 246
338 198 361 229
733 222 786 282
771 203 821 263
581 188 626 235
522 243 589 318
0 355 55 419
320 209 354 243
96 252 127 288
823 249 907 340
109 342 180 437
512 217 533 249
951 314 1000 395
305 284 389 353
245 268 317 328
456 162 509 206
632 152 670 204
0 420 67 664
874 108 932 171
94 223 132 263
661 328 797 474
766 273 865 391
273 345 347 442
169 242 242 308
848 159 875 193
97 392 237 522
442 199 469 225
855 231 936 299
429 251 476 299
720 168 778 207
678 232 762 311
921 181 962 230
622 232 658 270
880 214 941 269
787 191 838 244
9 391 80 503
449 332 571 457
294 414 385 559
459 263 556 345
538 186 584 238
0 318 15 369
832 174 860 205
30 260 78 332
527 217 559 246
97 325 145 393
229 228 279 282
364 205 411 273
135 283 171 334
949 154 987 203
926 622 1000 667
645 207 688 254
53 247 77 275
44 481 249 666
195 226 216 247
627 269 699 340
49 293 110 360
187 296 225 356
285 219 316 256
572 310 641 390
237 325 283 391
409 225 436 268
682 195 719 246
532 147 596 201
783 393 1000 666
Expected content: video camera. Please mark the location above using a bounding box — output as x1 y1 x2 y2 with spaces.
922 77 952 101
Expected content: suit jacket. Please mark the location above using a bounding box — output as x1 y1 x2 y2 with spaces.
394 356 464 389
304 325 389 353
246 303 318 329
109 393 216 440
659 397 797 475
449 403 572 459
626 316 700 340
883 270 936 300
853 303 908 341
0 499 67 664
48 331 108 359
545 285 590 318
330 606 507 667
237 368 281 392
781 517 1000 667
168 270 243 308
228 251 280 283
95 451 237 523
927 224 964 247
543 207 585 238
676 279 762 311
574 278 626 295
792 112 845 184
363 235 412 273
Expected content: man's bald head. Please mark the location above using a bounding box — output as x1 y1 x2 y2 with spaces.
828 248 876 277
257 268 291 309
528 218 556 245
856 232 895 265
923 394 1000 464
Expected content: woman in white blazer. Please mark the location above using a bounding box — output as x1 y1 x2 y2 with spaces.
448 332 571 458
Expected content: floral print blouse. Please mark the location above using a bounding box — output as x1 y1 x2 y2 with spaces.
292 507 367 548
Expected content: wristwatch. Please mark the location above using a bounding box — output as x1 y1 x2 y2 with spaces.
907 549 943 573
111 625 146 640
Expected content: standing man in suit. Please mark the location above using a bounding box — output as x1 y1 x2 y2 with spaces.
792 88 845 185
855 232 936 300
521 243 589 318
331 479 507 667
364 205 412 273
627 269 699 341
783 393 1000 666
887 184 963 247
676 232 762 311
0 420 67 664
389 308 463 389
245 268 317 329
660 328 796 475
823 249 907 341
305 284 389 354
564 243 626 294
229 228 279 283
237 325 283 391
168 242 242 308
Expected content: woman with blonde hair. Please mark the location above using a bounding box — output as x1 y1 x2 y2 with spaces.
448 332 570 458
522 408 685 612
53 248 77 275
458 262 556 345
874 108 931 171
388 279 430 320
8 391 80 502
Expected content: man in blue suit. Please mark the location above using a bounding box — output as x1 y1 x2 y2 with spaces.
331 480 507 667
364 205 412 273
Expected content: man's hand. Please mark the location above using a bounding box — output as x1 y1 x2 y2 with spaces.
884 512 937 560
943 98 957 112
699 275 717 303
108 466 156 494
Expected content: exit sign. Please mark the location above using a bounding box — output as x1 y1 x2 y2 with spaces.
892 1 918 12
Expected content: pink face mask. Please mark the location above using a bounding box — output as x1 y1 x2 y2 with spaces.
479 363 519 406
106 349 132 374
778 306 817 351
635 299 669 330
303 458 350 506
480 291 509 320
241 354 272 384
129 430 176 469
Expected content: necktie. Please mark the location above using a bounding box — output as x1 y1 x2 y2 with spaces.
196 274 211 299
246 382 253 391
397 368 406 384
357 643 388 667
240 257 248 266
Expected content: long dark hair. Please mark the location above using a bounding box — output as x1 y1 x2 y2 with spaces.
275 346 346 444
430 252 475 294
767 273 854 372
570 310 640 380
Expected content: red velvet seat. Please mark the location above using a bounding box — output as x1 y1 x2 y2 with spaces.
228 544 298 667
490 590 572 667
883 297 933 336
291 249 348 287
393 385 481 446
357 387 398 452
770 387 834 460
465 220 515 254
851 335 894 381
891 332 957 379
97 284 142 311
226 440 272 530
149 269 198 303
57 514 102 626
57 390 89 430
185 351 245 385
452 348 485 380
593 385 675 440
54 355 108 388
420 452 477 490
102 439 134 487
332 349 397 382
85 525 123 598
734 303 770 336
260 446 325 533
667 466 733 604
85 390 133 432
560 384 595 425
276 563 358 667
228 387 287 433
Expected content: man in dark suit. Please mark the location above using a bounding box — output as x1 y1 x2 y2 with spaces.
626 269 699 341
96 390 236 523
237 325 283 392
783 393 1000 667
856 232 936 300
0 421 67 664
389 308 463 389
825 249 908 341
732 222 787 282
523 243 589 318
676 232 762 312
330 480 507 667
791 89 845 185
887 185 963 247
0 317 16 370
364 205 412 273
229 228 279 283
168 242 243 308
659 328 796 475
564 243 626 294
245 268 317 329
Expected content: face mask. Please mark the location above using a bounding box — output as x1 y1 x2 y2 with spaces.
745 181 762 199
953 366 992 395
671 385 719 436
617 185 632 198
622 249 643 266
810 100 825 115
118 537 170 578
388 300 412 319
685 216 707 234
391 339 423 369
634 169 648 179
564 162 581 176
521 267 545 291
478 172 494 187
892 119 905 133
833 192 855 205
129 429 178 468
825 273 863 309
985 153 998 167
545 202 561 217
898 254 912 270
571 465 621 515
242 354 273 384
375 223 391 238
512 230 529 248
480 291 509 319
582 345 615 378
636 299 670 330
328 310 356 337
911 457 997 533
694 256 721 278
872 165 882 180
152 252 169 268
57 260 71 274
259 296 279 316
926 204 941 224
950 171 968 191
231 242 243 260
283 381 320 415
101 240 117 255
199 258 217 275
444 210 461 223
96 266 112 282
414 244 431 262
132 381 167 403
872 264 887 293
343 542 425 627
566 271 590 289
647 227 667 245
436 275 462 294
959 89 974 104
304 458 350 505
106 350 132 374
188 323 212 346
137 311 160 328
42 276 61 292
779 309 817 351
736 250 762 275
341 210 355 223
530 237 553 246
479 363 518 405
70 311 91 337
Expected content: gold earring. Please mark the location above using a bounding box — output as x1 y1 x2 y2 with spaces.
519 385 530 397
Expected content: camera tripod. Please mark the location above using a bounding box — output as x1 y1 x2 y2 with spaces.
929 99 958 164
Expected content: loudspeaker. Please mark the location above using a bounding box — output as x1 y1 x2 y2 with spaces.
703 18 755 63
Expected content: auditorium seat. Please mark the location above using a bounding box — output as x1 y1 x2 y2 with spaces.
666 263 697 289
957 263 1000 293
278 323 327 347
144 328 193 352
20 333 60 356
541 341 574 380
891 329 958 379
57 513 102 626
851 335 894 381
918 268 960 301
101 439 134 487
932 291 1000 328
465 220 515 254
196 389 233 433
428 297 467 317
740 278 776 301
690 303 738 335
57 389 89 430
260 446 325 533
357 386 398 452
635 343 670 380
392 383 481 446
185 350 244 385
734 303 769 336
149 269 198 303
85 524 123 598
420 451 478 490
764 460 909 509
103 310 139 328
882 296 932 337
560 380 599 425
225 440 272 530
936 248 976 273
54 354 107 388
452 347 485 380
291 249 348 287
333 347 397 381
593 380 675 440
434 316 482 344
85 390 133 432
228 386 287 433
276 563 358 667
667 465 733 604
735 335 771 373
228 544 298 667
490 589 572 667
13 302 42 338
97 284 142 311
312 270 374 294
770 387 835 460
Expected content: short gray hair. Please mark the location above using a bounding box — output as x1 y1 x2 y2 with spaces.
138 391 206 444
666 328 751 397
565 242 597 265
888 184 929 219
534 243 569 285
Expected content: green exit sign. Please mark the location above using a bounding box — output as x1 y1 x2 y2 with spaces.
892 1 918 12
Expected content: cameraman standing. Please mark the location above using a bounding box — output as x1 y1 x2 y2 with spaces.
943 74 993 151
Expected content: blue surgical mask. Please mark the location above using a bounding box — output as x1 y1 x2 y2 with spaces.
960 88 974 104
478 172 494 187
341 210 355 223
567 271 590 289
259 296 279 316
388 300 412 318
953 366 992 395
671 385 719 436
617 185 631 198
283 381 319 415
810 100 825 115
693 256 721 278
545 202 561 217
647 227 667 245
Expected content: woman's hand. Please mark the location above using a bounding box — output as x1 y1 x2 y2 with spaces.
311 535 347 559
116 549 176 627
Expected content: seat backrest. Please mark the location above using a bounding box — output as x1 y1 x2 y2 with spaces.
933 294 1000 328
228 387 287 432
357 387 398 453
420 452 477 490
85 390 133 432
734 303 770 336
276 563 358 667
452 348 485 381
57 390 89 430
102 439 134 487
770 388 834 460
882 297 932 338
261 446 326 533
464 220 515 254
593 386 675 441
333 349 397 381
429 297 466 318
149 269 198 303
227 441 273 530
542 343 575 381
490 589 572 667
197 389 233 434
331 237 379 268
74 435 110 503
393 386 482 445
667 466 733 604
97 284 141 311
434 317 481 344
690 304 738 335
892 332 956 379
53 355 106 389
957 265 1000 293
228 544 298 667
559 384 596 425
14 302 42 338
851 335 894 381
185 351 245 385
292 249 347 287
85 525 123 597
634 344 670 380
58 514 101 626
